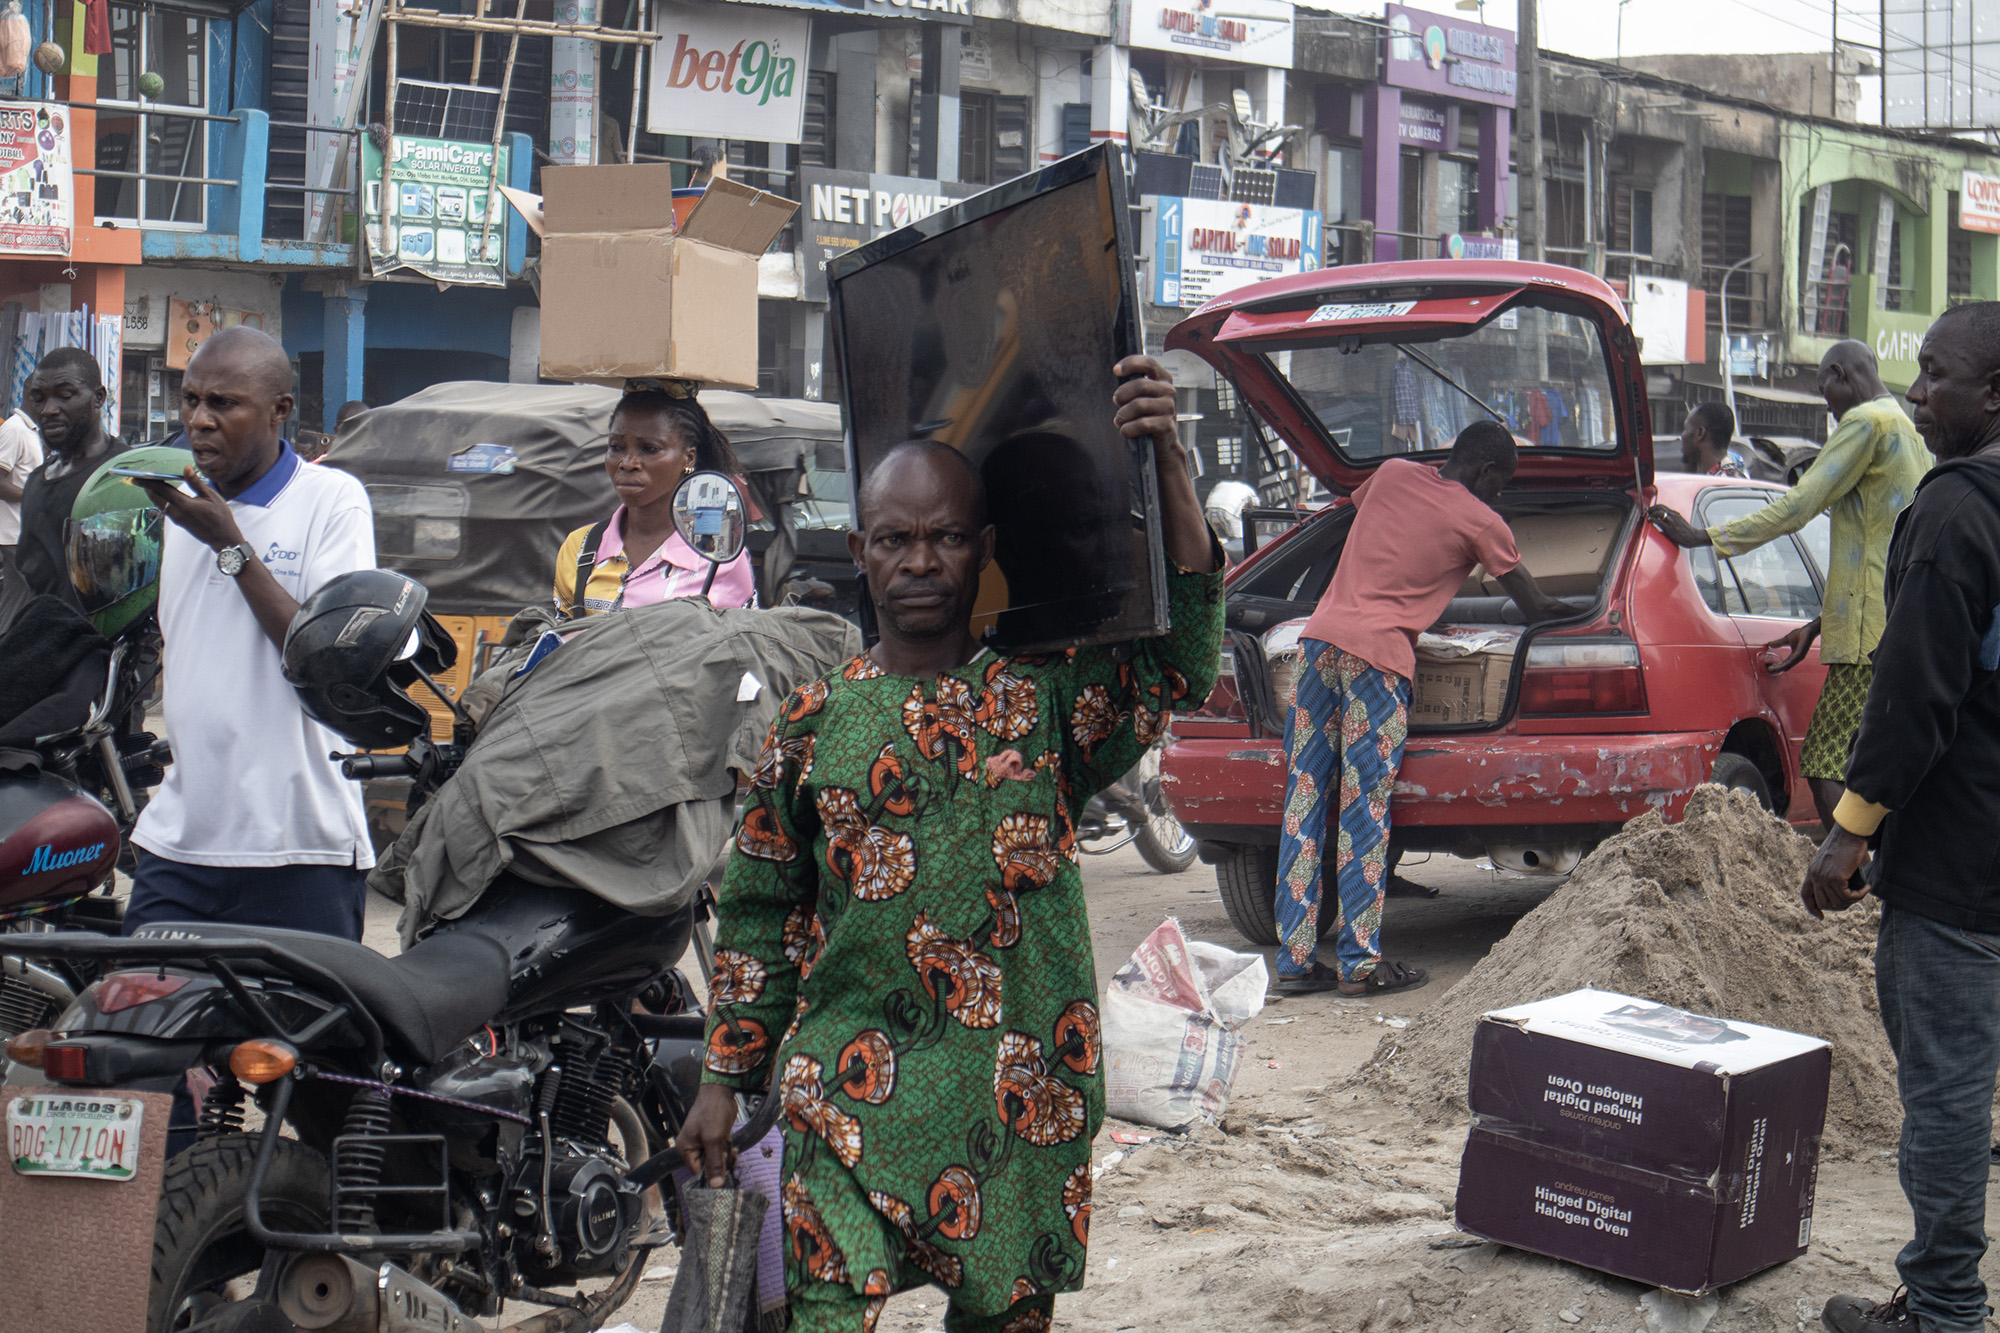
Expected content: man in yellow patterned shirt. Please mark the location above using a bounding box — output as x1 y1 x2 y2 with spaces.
1651 340 1932 825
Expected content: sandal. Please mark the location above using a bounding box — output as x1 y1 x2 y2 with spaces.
1338 960 1430 997
1385 874 1439 900
1269 962 1347 995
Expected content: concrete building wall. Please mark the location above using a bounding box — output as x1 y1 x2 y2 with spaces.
1620 53 1860 123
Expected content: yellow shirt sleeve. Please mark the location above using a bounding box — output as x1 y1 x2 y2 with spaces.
1706 412 1875 557
553 525 589 613
1832 789 1890 838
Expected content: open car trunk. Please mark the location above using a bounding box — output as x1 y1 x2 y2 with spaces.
1221 491 1637 735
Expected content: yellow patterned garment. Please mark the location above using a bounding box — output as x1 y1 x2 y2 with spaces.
1707 394 1932 664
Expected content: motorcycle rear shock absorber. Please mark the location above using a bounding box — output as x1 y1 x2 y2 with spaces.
197 1076 247 1137
332 1087 394 1231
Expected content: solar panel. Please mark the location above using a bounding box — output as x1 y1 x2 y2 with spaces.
393 80 500 142
1187 163 1226 201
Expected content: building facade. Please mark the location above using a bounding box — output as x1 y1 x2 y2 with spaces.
0 2 1995 472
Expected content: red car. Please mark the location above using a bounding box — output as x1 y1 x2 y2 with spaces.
1158 259 1832 946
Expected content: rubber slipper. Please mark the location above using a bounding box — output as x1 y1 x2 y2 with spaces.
1269 962 1346 995
1385 874 1440 900
1338 960 1430 997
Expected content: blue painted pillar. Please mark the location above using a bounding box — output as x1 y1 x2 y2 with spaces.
210 110 269 262
507 131 533 279
323 286 368 430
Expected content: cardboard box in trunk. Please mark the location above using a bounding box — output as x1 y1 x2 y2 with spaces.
1454 988 1831 1294
1410 645 1513 725
1264 623 1519 725
536 169 799 389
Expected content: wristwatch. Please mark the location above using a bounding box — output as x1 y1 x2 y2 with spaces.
216 542 256 577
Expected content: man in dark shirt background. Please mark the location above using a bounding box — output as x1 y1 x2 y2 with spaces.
1680 401 1747 478
15 348 123 610
1809 299 2000 1333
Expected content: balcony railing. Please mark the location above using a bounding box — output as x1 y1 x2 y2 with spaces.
1703 263 1772 331
1799 274 1850 338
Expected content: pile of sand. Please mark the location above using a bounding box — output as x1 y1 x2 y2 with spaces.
1361 785 1898 1158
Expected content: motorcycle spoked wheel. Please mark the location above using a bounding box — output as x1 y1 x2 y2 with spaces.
148 1134 331 1333
1134 806 1198 874
1132 747 1197 874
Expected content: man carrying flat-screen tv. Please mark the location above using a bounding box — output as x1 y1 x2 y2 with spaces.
677 356 1223 1332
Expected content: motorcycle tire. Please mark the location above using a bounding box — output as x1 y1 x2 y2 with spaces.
1134 811 1198 874
148 1134 331 1333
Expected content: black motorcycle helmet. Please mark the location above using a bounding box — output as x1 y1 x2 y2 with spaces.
282 570 458 749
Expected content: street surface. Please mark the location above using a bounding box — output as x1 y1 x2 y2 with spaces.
355 846 1999 1332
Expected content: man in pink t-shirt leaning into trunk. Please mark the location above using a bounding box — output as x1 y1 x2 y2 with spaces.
1272 420 1570 996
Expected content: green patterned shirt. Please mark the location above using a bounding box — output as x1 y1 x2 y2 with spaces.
702 562 1223 1315
1707 394 1932 664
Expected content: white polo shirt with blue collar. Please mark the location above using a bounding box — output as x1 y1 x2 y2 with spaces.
132 443 379 868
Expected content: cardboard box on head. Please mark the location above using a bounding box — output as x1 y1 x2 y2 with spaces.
534 169 799 390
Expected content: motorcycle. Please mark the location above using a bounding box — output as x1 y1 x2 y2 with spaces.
0 617 168 1039
0 445 189 1039
1075 742 1198 873
1 472 809 1333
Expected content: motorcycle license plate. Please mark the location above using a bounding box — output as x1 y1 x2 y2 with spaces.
7 1094 144 1181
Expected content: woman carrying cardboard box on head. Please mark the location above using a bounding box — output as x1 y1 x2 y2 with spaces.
1270 421 1571 997
554 380 758 618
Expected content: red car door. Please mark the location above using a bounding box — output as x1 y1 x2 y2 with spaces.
1694 488 1831 801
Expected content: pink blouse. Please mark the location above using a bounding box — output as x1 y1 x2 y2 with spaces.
596 505 759 611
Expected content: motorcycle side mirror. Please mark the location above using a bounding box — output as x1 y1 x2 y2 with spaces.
671 470 748 569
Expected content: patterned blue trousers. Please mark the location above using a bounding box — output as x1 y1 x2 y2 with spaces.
1273 639 1411 981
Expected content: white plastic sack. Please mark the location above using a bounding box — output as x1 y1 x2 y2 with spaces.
1103 917 1268 1131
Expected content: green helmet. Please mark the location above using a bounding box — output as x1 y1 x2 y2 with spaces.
67 445 195 637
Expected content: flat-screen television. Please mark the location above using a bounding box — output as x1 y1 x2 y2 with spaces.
827 143 1165 654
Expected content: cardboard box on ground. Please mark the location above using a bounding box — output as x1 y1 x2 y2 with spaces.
530 167 799 389
1453 988 1831 1295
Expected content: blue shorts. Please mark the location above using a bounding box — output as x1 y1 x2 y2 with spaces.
124 849 369 942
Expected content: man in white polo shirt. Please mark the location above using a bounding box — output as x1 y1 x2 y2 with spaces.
129 326 377 940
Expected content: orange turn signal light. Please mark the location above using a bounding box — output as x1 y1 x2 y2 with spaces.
4 1028 50 1068
228 1039 299 1086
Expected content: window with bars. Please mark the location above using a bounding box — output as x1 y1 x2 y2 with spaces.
1949 195 1974 299
910 84 1032 186
1702 193 1752 268
1611 184 1653 256
95 4 207 226
800 71 834 169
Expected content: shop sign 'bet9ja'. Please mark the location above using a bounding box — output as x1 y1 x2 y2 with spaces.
647 3 811 144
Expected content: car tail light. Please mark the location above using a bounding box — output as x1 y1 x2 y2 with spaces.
1520 639 1647 716
1198 645 1247 720
96 971 192 1014
42 1043 87 1081
5 1028 50 1067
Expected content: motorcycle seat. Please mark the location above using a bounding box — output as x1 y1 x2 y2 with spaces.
132 920 510 1065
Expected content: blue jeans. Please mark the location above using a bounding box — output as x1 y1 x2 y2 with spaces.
1877 903 2000 1333
125 849 368 942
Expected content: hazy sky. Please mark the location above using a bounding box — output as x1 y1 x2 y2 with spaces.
1361 0 1884 116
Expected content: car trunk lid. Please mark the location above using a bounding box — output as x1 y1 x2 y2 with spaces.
1165 260 1652 496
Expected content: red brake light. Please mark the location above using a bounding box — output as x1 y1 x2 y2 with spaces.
96 971 192 1014
1520 639 1647 716
42 1043 87 1081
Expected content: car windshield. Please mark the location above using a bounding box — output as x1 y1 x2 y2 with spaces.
1264 306 1618 462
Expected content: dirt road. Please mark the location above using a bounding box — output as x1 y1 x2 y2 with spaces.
359 845 1959 1333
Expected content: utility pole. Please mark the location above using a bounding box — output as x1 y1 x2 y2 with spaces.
1516 0 1541 261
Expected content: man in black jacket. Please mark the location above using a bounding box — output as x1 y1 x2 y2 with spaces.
1811 299 2000 1333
